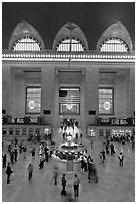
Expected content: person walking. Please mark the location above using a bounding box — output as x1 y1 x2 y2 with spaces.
23 146 27 159
100 149 106 163
88 159 93 183
53 166 58 185
61 174 67 196
80 157 85 173
73 174 80 198
14 149 18 162
10 151 14 164
5 163 13 184
27 163 33 181
118 152 124 167
39 154 44 169
44 146 49 162
31 147 35 159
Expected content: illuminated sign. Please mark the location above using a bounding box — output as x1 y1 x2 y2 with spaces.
97 118 135 126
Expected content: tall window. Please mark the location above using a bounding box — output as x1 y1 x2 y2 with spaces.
100 38 129 52
59 87 80 115
56 38 85 52
26 87 41 114
99 88 114 115
12 36 41 51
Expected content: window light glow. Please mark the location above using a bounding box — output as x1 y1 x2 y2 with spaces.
100 38 129 52
12 36 41 51
56 38 85 52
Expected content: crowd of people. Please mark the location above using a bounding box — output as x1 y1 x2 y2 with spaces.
2 137 54 184
60 119 81 141
2 125 135 200
111 133 135 149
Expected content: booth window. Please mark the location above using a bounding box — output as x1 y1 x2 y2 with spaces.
99 38 129 52
99 88 114 115
106 129 111 137
16 128 20 136
99 129 104 137
35 128 40 135
2 128 7 135
9 128 13 135
26 87 41 114
22 128 26 135
29 128 33 135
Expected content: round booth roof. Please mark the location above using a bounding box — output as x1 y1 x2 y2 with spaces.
52 22 89 51
97 21 133 52
8 20 45 51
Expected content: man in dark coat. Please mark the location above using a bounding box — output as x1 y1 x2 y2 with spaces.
61 174 67 196
10 151 14 164
6 163 13 184
14 149 18 162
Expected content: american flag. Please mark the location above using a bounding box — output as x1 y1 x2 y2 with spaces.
59 88 80 104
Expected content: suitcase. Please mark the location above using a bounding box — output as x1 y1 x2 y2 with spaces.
61 190 66 196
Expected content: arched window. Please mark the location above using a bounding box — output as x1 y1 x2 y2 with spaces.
99 38 129 52
56 38 85 52
99 88 114 115
12 36 42 51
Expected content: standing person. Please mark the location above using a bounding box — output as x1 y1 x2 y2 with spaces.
110 143 115 155
2 154 7 168
100 149 106 163
73 174 80 198
90 140 93 150
31 147 35 159
88 159 93 183
53 166 58 185
118 152 124 167
10 151 14 164
6 163 13 184
14 149 18 162
44 146 49 162
14 138 18 147
80 157 85 173
105 144 109 154
50 165 59 185
27 163 33 181
61 174 67 196
39 154 44 169
80 133 82 144
84 156 88 172
23 146 27 159
8 143 11 153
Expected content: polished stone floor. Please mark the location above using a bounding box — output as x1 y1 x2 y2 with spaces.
2 135 135 202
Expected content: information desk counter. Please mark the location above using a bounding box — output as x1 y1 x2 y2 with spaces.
52 156 81 171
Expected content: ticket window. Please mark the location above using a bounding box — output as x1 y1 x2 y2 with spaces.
2 128 7 135
29 128 33 136
35 128 40 135
22 128 27 136
9 128 13 135
112 130 118 137
99 129 104 137
119 130 124 136
125 130 131 137
106 129 110 137
16 128 20 136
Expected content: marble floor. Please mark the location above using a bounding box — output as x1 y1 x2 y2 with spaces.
2 136 135 202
